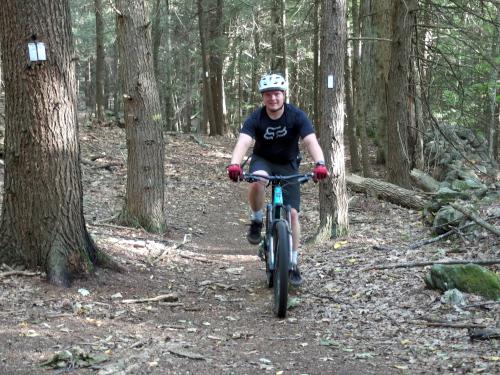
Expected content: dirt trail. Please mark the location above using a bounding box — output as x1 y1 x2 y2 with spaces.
0 127 497 374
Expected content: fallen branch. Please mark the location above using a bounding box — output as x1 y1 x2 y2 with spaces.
450 203 500 237
410 320 487 329
364 259 500 271
121 293 179 304
0 270 41 279
189 134 208 148
464 301 500 309
408 221 477 250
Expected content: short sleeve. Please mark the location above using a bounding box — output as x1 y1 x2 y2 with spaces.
296 109 315 138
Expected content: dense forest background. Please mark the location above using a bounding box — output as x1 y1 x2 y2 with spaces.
68 0 499 164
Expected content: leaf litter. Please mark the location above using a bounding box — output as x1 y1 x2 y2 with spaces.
0 125 497 374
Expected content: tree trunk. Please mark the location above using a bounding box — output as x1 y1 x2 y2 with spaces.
112 19 121 118
271 0 287 76
197 0 215 135
386 0 417 188
116 0 166 233
346 174 426 210
345 47 361 172
207 0 227 136
95 0 106 123
487 3 499 161
372 0 393 164
353 0 371 176
251 6 261 107
313 0 321 133
0 0 105 286
316 0 349 241
151 0 162 82
163 0 174 132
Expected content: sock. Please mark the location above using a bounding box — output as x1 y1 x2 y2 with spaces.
251 210 263 222
292 250 298 265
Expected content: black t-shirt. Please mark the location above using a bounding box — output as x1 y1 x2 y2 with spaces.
240 104 315 164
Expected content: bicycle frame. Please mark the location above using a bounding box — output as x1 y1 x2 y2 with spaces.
244 173 313 272
266 183 292 272
243 172 313 318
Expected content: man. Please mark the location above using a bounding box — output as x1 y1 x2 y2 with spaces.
227 73 328 286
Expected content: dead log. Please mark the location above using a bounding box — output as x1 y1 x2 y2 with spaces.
346 173 427 210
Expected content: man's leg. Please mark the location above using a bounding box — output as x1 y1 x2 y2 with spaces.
247 170 268 244
290 208 300 258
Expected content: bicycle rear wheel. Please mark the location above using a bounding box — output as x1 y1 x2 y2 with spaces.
272 220 290 318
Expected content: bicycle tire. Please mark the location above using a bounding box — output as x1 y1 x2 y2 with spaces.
272 220 290 318
265 204 273 288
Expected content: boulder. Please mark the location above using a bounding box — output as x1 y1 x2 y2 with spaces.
432 205 464 234
425 264 500 300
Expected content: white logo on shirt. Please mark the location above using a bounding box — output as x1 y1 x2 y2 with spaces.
264 126 287 140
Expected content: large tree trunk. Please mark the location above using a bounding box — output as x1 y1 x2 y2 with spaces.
345 47 361 172
271 0 287 76
116 0 166 233
372 0 393 164
316 0 349 241
313 0 321 133
207 0 227 136
0 0 105 286
95 0 106 123
386 0 417 188
197 0 215 135
353 0 371 176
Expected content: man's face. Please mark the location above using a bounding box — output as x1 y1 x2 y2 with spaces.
262 90 285 113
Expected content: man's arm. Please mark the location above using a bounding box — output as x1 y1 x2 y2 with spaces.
303 133 325 164
230 133 254 165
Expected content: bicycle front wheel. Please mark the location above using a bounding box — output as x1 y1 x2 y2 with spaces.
272 220 290 318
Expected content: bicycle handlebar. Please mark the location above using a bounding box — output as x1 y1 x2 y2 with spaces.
242 172 314 185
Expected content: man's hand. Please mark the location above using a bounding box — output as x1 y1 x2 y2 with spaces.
227 164 243 182
313 161 329 182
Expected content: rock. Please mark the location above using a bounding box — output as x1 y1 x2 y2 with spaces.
435 187 463 204
440 288 467 307
425 264 500 300
432 205 464 234
451 178 486 191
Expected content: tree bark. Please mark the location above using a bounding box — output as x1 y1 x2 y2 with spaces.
313 0 321 134
271 0 287 76
197 0 215 135
205 0 227 136
116 0 166 233
316 0 349 241
386 0 417 188
345 47 361 172
0 0 105 286
354 0 371 176
95 0 106 123
346 173 426 210
372 0 393 164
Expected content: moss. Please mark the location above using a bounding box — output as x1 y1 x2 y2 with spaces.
425 264 500 300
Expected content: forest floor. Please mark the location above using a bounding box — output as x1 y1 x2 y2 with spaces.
0 123 498 375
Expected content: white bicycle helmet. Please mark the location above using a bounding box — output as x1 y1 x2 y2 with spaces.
258 73 288 93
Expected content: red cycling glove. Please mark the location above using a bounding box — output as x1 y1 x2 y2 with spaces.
227 164 243 182
313 162 329 182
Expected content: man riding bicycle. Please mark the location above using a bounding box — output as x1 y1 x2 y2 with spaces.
227 73 328 286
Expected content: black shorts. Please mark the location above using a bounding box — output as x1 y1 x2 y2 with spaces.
249 154 301 211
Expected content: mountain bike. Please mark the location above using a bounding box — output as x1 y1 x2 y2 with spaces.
243 172 313 318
